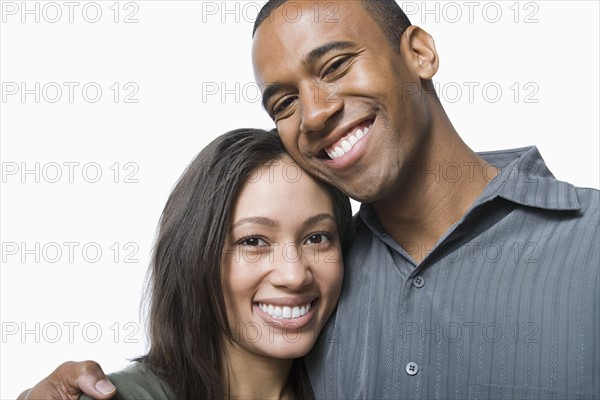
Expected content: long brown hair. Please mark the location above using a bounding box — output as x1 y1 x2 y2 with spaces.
140 128 352 399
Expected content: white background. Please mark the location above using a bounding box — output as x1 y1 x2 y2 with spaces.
1 1 598 398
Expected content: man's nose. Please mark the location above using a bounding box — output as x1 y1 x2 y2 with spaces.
299 81 343 134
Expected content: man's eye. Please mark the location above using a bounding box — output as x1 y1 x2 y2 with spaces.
273 96 297 116
322 57 349 78
305 233 332 245
238 236 267 247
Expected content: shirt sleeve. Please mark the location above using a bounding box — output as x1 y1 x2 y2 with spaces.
79 363 175 400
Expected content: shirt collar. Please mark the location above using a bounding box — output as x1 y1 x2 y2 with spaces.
359 146 581 232
476 146 580 211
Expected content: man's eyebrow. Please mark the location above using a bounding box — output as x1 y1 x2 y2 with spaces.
261 82 285 111
232 216 278 228
306 41 356 65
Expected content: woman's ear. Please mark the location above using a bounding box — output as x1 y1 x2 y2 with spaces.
401 26 439 80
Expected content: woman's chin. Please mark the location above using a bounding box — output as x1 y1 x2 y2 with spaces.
252 338 316 360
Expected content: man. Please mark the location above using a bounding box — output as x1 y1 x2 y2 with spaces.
20 1 599 399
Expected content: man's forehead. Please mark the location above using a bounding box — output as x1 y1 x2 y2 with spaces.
252 0 368 66
253 0 366 43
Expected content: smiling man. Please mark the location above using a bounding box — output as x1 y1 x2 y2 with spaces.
19 1 599 399
252 0 499 261
251 1 599 399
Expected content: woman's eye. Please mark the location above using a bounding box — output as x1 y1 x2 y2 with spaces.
238 237 267 247
305 233 331 245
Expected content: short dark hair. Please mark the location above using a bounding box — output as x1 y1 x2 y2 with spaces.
253 0 412 51
140 128 352 399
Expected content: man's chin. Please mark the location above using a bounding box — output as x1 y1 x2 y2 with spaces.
338 184 386 204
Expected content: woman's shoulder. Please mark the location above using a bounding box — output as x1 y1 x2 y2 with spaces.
80 363 175 400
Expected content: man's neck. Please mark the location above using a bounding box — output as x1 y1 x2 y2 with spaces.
372 123 498 265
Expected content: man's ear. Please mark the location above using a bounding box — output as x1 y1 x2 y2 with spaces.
401 26 439 80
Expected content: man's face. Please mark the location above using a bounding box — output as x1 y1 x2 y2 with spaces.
252 0 433 202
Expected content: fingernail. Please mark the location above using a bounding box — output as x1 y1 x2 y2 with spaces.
96 379 116 394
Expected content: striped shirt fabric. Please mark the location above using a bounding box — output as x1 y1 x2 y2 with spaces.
306 146 599 400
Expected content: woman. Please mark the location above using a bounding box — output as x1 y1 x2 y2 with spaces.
79 128 352 399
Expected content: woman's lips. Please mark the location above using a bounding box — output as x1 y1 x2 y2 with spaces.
254 299 319 329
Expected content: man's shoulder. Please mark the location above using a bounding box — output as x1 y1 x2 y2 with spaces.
564 184 599 225
80 363 175 400
574 184 599 209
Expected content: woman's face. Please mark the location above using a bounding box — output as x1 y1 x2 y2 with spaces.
222 156 343 360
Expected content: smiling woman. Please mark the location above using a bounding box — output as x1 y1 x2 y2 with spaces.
223 158 346 362
71 128 353 399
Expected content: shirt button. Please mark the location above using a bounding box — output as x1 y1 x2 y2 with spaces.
413 276 425 288
406 362 419 376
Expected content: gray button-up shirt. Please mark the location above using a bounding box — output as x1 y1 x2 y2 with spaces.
307 146 599 399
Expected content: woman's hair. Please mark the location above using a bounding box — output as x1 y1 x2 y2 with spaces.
140 128 353 399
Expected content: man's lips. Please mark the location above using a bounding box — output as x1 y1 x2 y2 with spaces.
321 119 374 160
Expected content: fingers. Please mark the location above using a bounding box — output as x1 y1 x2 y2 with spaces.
62 361 117 399
22 360 116 400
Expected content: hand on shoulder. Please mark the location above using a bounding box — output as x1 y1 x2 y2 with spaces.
18 361 115 400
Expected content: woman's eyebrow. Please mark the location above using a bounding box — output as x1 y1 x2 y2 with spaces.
232 214 334 229
232 216 278 228
302 213 336 228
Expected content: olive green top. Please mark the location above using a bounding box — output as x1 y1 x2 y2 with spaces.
80 363 175 400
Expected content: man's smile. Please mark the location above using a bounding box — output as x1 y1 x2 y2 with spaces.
324 119 374 160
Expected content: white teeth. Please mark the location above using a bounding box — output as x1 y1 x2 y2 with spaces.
292 306 300 318
325 123 373 160
258 301 313 319
341 140 352 152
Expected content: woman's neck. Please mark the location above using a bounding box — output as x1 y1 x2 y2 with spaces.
222 340 294 399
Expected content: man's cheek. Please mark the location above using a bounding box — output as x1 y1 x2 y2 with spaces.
279 133 301 154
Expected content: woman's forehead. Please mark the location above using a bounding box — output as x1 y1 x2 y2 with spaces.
233 158 332 217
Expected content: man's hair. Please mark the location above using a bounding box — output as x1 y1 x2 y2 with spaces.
253 0 412 51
